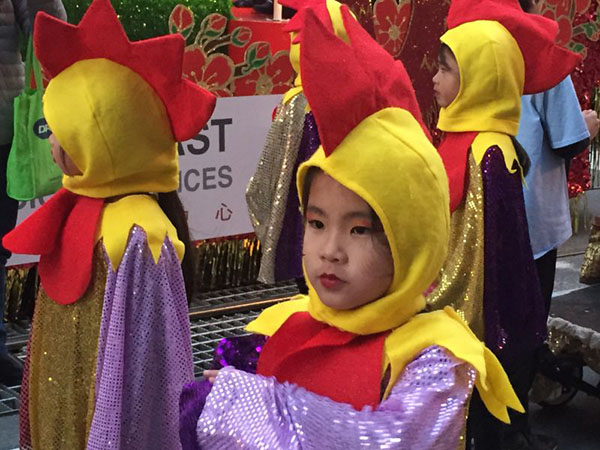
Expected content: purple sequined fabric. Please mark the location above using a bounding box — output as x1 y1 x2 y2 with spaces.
481 147 546 364
274 112 320 281
180 380 212 450
87 227 194 450
179 334 267 449
211 334 267 372
193 345 475 450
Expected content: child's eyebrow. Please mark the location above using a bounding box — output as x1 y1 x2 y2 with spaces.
343 211 372 221
306 205 326 216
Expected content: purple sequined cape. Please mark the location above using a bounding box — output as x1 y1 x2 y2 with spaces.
481 147 546 364
180 343 475 450
86 227 194 450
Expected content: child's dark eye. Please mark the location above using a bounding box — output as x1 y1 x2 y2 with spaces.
308 220 324 230
351 226 371 235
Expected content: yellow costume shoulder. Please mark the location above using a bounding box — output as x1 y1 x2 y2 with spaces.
96 194 184 270
472 132 519 174
248 299 523 424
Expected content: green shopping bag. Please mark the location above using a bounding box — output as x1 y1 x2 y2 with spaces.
6 37 62 201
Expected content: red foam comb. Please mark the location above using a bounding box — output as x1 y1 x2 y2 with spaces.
33 0 216 141
279 0 335 43
447 0 581 94
300 6 430 156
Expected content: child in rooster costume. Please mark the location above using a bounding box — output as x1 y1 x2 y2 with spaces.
179 7 522 450
2 1 215 448
427 0 581 448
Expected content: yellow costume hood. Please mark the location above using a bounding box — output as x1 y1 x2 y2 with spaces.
34 0 216 268
438 21 524 136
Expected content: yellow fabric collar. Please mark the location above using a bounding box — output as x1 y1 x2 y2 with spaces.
247 299 523 423
472 132 519 174
97 195 184 269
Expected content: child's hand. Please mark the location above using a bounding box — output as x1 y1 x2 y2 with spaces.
203 370 219 383
582 109 600 140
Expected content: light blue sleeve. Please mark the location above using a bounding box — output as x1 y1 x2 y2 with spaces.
537 76 589 149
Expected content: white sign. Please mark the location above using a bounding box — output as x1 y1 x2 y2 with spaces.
7 94 282 266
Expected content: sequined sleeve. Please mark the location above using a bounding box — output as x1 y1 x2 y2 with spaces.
195 345 475 450
179 334 268 449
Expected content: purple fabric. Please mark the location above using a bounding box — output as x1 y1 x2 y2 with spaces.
274 111 320 281
87 227 194 450
481 147 546 365
194 345 476 450
180 380 212 450
179 334 267 448
211 334 267 372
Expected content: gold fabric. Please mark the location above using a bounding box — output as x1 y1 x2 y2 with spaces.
427 153 485 340
27 246 106 450
246 94 308 283
580 223 600 285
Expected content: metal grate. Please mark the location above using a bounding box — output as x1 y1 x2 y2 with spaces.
0 281 299 416
189 280 299 317
0 385 20 417
190 311 261 375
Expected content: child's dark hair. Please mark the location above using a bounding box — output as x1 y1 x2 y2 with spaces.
438 43 456 69
301 167 387 240
158 191 195 303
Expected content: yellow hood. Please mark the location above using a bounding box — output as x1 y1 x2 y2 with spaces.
437 20 524 135
44 58 179 198
297 107 450 334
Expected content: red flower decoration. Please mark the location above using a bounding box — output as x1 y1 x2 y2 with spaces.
169 5 195 40
231 26 252 48
547 0 573 17
557 15 574 45
547 0 591 17
373 0 412 58
204 13 227 37
234 50 294 95
183 45 234 97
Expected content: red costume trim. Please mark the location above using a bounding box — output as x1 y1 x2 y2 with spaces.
2 188 104 305
437 132 478 212
257 312 387 410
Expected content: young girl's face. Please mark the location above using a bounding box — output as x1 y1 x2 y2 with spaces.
433 46 461 108
49 134 82 176
303 171 394 310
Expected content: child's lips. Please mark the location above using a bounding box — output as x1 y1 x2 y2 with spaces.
319 273 345 290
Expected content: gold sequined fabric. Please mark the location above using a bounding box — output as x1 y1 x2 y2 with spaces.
427 153 485 339
246 94 308 283
26 245 107 450
579 223 600 285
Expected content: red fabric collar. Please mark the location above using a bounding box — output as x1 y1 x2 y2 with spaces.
437 132 478 213
2 188 104 305
257 312 388 410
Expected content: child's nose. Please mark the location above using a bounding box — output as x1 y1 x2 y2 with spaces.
320 233 347 263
